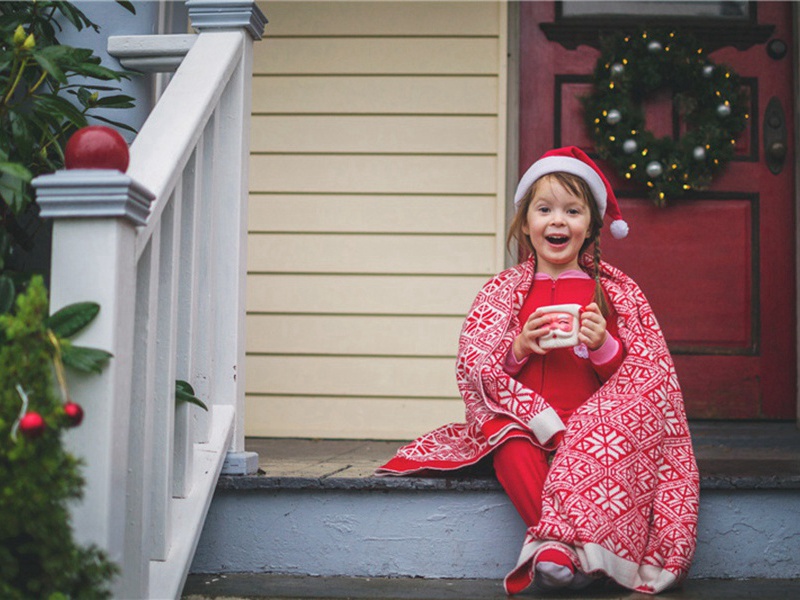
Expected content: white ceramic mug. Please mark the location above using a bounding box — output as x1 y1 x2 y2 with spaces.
537 303 581 349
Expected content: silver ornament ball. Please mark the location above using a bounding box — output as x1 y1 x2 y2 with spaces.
647 40 663 53
610 63 625 76
646 161 664 178
606 109 622 125
693 146 707 161
622 139 638 154
717 103 732 117
702 64 715 78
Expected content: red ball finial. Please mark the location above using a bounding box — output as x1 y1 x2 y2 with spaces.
65 125 129 172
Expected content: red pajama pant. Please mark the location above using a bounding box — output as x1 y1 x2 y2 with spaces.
492 437 551 527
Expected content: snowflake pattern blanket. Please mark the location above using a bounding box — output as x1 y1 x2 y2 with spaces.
376 257 699 594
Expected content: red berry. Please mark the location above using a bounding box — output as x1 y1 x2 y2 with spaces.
64 402 84 427
19 412 45 438
64 125 129 172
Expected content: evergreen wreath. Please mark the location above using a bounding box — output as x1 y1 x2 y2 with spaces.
582 29 749 206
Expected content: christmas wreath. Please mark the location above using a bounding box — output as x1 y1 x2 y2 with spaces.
582 30 749 205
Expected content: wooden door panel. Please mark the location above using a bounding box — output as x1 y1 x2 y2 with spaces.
673 355 760 419
521 1 796 419
606 198 755 352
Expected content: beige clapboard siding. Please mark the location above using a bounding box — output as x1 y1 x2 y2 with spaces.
251 76 499 115
248 195 497 234
255 38 499 75
250 116 498 154
245 396 465 440
258 1 499 36
250 155 498 195
247 274 487 316
245 1 507 438
247 233 496 275
246 355 456 398
246 315 463 356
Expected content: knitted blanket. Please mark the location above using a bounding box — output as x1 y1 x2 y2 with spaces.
376 257 699 594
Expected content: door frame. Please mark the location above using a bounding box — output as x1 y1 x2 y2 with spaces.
793 2 800 426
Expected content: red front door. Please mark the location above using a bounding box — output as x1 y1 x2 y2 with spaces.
520 2 796 419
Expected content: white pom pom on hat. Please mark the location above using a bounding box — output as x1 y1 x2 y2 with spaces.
514 146 629 239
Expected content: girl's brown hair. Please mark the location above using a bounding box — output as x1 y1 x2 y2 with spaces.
507 172 611 315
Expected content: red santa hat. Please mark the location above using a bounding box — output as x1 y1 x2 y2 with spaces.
514 146 629 239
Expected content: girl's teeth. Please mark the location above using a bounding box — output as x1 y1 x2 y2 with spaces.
547 236 568 244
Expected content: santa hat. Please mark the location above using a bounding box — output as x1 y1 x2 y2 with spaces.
514 146 629 239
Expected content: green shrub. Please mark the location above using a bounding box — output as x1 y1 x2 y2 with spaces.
0 276 117 599
1 0 135 295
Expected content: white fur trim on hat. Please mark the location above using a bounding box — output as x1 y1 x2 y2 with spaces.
514 156 608 217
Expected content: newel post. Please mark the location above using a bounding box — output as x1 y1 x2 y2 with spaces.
186 0 267 475
32 127 155 598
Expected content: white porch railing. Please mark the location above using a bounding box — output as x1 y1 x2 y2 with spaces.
32 3 266 598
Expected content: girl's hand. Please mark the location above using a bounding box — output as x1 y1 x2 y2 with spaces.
512 311 555 359
579 302 607 350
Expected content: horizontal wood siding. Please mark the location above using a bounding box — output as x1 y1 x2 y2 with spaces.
247 1 507 439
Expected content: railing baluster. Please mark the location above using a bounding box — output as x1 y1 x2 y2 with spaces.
141 226 162 566
192 113 217 445
213 41 259 475
150 185 182 562
126 236 157 596
174 150 200 498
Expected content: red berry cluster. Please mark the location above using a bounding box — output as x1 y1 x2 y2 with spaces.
17 402 84 439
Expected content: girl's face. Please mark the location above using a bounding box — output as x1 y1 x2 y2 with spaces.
523 175 592 277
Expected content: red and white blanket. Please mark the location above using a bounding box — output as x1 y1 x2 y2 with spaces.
377 257 699 594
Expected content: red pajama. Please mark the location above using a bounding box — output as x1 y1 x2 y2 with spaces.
493 438 550 527
492 270 623 527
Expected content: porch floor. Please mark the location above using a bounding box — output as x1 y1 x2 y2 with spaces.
226 421 800 491
182 573 800 599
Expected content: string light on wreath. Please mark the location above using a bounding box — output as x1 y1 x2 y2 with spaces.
582 29 749 205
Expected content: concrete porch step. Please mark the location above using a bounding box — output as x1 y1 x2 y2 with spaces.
189 423 800 582
181 573 800 599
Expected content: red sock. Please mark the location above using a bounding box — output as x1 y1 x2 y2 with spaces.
536 548 575 573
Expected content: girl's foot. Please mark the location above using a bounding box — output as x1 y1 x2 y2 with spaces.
533 547 575 590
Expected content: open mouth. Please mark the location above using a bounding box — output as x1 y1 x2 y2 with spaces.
545 234 569 246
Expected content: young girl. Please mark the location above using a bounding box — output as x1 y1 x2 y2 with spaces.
377 146 699 595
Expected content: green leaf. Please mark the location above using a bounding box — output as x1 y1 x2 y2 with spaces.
0 161 33 182
0 178 28 212
54 2 98 33
74 86 92 108
31 49 68 84
9 111 35 159
176 379 195 395
62 345 113 374
45 302 100 337
116 1 137 15
91 114 138 134
70 62 125 81
0 275 14 314
93 94 136 109
34 94 88 128
175 380 209 411
66 83 125 92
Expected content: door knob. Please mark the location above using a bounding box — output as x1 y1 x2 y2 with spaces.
768 142 786 161
763 96 786 174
